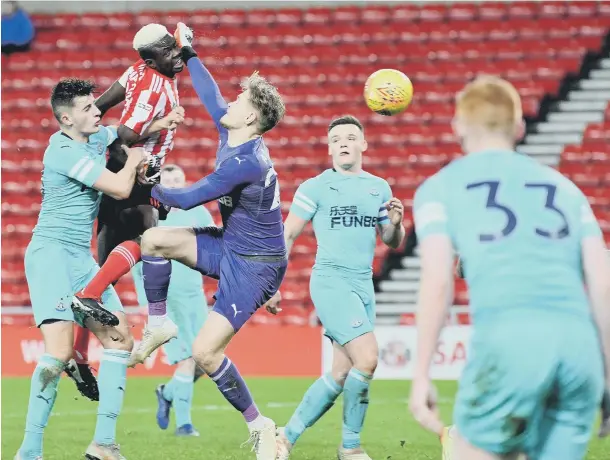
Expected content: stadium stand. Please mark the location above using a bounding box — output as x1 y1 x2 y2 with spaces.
2 2 609 326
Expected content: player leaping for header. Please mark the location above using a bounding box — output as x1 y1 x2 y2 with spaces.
408 76 610 460
125 23 286 460
265 115 405 460
67 23 186 401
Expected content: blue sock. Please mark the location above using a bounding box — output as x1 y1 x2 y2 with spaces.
19 354 65 458
209 357 260 423
285 373 342 445
162 379 176 402
342 368 373 449
94 349 130 446
171 372 194 427
142 255 171 317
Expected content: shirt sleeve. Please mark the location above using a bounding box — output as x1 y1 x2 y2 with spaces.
187 57 228 130
117 68 130 87
119 74 163 136
377 180 393 225
290 178 319 221
152 156 261 210
103 126 118 146
46 145 105 188
578 194 603 240
413 173 450 241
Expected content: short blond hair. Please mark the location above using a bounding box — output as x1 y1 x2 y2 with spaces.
241 71 285 134
455 76 522 135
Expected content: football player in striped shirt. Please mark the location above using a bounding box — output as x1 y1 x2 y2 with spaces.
67 23 186 401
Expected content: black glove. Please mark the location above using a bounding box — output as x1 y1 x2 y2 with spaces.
181 46 198 64
148 185 171 220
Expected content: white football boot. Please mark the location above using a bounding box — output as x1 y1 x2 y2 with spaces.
84 442 126 460
337 446 372 460
128 318 178 367
242 416 278 460
275 427 293 460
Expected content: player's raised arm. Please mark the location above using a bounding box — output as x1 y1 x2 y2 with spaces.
95 76 126 117
174 23 228 127
151 155 260 210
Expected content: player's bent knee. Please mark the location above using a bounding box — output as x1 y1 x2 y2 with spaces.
352 351 378 376
331 364 352 386
140 227 168 256
40 320 75 363
176 358 197 375
192 345 223 374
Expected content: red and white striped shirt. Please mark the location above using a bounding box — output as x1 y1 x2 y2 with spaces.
118 59 179 157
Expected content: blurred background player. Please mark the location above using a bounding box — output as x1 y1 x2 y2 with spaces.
68 23 186 400
408 76 610 460
128 22 286 460
130 164 214 438
17 78 150 460
267 115 405 460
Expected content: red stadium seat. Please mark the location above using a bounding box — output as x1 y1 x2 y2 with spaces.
2 3 606 311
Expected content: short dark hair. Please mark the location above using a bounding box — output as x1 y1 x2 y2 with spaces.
328 115 364 134
50 78 96 122
241 72 285 134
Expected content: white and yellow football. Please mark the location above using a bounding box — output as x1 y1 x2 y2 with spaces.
363 69 413 116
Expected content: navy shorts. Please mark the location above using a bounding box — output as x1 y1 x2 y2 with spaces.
194 227 287 331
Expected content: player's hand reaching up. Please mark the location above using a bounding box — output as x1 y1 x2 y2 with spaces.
409 378 444 436
122 145 147 170
385 197 405 226
264 291 282 315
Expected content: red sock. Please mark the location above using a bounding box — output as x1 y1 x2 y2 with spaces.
74 326 90 364
81 240 142 299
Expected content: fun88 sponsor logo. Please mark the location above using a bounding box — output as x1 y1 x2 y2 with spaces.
329 206 377 229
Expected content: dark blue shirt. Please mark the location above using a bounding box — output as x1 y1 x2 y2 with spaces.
152 58 285 258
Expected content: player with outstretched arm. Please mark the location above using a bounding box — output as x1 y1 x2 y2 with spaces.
267 115 406 460
67 23 186 401
125 23 286 460
408 76 610 460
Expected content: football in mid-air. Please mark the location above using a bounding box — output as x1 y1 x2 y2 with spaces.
363 69 413 116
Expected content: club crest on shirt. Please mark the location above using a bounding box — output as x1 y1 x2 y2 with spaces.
369 188 379 197
55 298 67 312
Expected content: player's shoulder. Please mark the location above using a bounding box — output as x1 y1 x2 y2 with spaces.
361 170 391 188
306 169 335 186
44 131 77 160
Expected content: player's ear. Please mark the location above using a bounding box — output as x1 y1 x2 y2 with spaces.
60 110 73 127
245 111 257 127
514 119 526 142
144 58 157 70
451 117 464 139
361 139 368 153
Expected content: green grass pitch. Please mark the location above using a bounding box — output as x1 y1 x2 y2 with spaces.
2 377 609 459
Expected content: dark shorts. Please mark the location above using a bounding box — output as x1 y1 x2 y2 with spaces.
194 227 287 331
